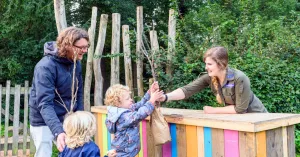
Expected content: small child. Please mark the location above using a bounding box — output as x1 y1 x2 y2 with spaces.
59 111 100 157
104 82 163 157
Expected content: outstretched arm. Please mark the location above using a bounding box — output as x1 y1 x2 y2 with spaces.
203 105 237 114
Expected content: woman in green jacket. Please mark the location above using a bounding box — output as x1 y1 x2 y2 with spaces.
160 46 268 114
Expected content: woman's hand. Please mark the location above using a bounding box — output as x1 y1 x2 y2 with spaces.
149 90 164 105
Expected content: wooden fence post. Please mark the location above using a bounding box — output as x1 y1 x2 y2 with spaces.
23 81 29 154
136 6 144 97
110 13 121 85
84 7 98 111
150 30 160 69
54 0 67 33
166 9 176 77
4 80 10 156
122 25 134 96
12 85 21 155
93 14 108 106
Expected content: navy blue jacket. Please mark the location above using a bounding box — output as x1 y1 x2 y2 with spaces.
59 141 100 157
29 41 84 137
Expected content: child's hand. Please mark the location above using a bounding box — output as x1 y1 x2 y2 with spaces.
149 90 164 105
149 81 159 94
107 149 117 157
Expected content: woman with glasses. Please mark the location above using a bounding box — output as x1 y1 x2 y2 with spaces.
29 27 89 157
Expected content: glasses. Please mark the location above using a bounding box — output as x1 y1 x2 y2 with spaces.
73 44 90 51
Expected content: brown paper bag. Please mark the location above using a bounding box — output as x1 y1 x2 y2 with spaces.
150 107 171 145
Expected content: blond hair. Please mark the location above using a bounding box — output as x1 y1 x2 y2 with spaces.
203 46 228 104
63 111 96 149
56 27 89 57
104 84 131 107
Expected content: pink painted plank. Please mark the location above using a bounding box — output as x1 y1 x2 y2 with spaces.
142 120 148 157
224 130 239 157
162 124 171 157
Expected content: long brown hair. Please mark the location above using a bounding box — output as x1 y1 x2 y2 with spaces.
56 27 89 58
203 46 228 104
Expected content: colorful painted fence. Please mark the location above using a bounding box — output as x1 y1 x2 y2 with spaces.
92 106 300 157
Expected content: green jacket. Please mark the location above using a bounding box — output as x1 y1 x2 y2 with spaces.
180 68 268 113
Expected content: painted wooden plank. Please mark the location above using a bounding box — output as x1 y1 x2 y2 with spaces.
186 125 198 156
94 113 103 157
146 121 155 157
224 130 239 157
12 85 21 155
107 128 111 151
256 131 266 157
102 114 108 155
162 124 171 157
282 127 288 157
139 121 143 157
287 125 295 157
211 128 224 157
23 81 29 154
197 126 204 157
4 80 11 156
176 124 186 157
170 123 177 157
142 120 148 157
204 127 212 157
266 128 283 157
239 131 255 157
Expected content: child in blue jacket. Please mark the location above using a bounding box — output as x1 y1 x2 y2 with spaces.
59 111 100 157
104 82 163 157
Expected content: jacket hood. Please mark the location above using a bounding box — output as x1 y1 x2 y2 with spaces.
107 106 128 123
44 41 58 56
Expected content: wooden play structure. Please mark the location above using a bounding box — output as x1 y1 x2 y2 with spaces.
92 106 300 157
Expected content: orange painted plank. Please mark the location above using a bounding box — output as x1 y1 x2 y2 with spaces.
94 113 104 157
256 131 266 157
186 125 198 156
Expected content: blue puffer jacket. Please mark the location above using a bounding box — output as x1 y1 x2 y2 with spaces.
105 93 154 157
29 41 84 137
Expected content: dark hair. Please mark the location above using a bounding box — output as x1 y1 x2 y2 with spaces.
56 27 89 57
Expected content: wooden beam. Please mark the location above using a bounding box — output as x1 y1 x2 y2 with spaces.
136 6 144 97
110 13 121 85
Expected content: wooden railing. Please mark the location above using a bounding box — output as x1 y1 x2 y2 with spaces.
0 80 35 157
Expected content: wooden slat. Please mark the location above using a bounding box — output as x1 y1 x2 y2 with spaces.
224 130 239 157
203 127 212 157
176 124 186 157
102 114 108 155
4 80 11 156
94 113 103 157
122 25 134 96
23 81 29 154
287 125 295 157
136 6 144 97
142 120 148 157
0 84 2 151
186 125 198 156
256 131 267 157
12 85 21 155
239 132 255 157
282 127 288 157
146 121 155 157
93 14 108 106
139 121 144 157
170 123 177 157
110 13 121 85
1 87 32 95
162 124 171 156
211 128 224 157
197 126 204 157
84 6 97 111
266 128 283 157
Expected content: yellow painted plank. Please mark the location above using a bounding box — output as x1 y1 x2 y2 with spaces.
256 131 266 157
94 113 104 157
186 125 198 156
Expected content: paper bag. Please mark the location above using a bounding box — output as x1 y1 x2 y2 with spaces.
150 107 171 145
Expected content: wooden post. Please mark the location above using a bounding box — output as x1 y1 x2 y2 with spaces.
23 81 29 154
166 9 176 77
136 6 144 97
122 25 134 95
54 0 67 33
12 85 20 155
4 80 10 156
93 14 108 106
84 7 97 111
150 30 160 69
110 13 121 85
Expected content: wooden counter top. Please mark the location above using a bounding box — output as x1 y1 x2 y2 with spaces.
91 106 300 132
